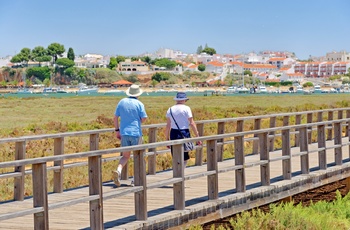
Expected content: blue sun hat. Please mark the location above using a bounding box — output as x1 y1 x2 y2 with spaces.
173 92 189 101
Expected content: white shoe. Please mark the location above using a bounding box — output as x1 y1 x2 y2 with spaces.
130 179 134 187
113 171 121 187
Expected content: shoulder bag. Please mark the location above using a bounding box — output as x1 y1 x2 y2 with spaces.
170 108 194 151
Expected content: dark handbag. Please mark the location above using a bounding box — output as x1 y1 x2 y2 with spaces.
170 108 194 151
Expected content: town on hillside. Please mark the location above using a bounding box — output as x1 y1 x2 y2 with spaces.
0 46 349 94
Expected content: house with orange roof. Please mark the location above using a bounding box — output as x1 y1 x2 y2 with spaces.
268 57 296 69
205 61 224 74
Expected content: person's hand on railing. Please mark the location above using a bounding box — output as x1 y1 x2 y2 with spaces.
196 141 202 146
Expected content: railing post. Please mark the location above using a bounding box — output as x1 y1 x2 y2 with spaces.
195 123 204 166
294 114 301 147
134 149 147 220
14 141 25 201
317 123 326 170
32 162 49 230
334 121 342 165
235 134 245 192
88 156 103 229
172 144 185 210
307 113 313 144
53 137 64 193
206 139 218 200
269 116 276 151
317 111 323 122
282 127 291 180
147 127 157 175
252 118 261 154
299 127 309 174
217 122 225 162
327 111 334 140
346 109 350 138
259 132 270 186
236 120 244 132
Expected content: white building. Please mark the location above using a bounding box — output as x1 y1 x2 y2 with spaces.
326 51 350 62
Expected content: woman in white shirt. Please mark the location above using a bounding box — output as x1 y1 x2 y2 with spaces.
165 92 202 166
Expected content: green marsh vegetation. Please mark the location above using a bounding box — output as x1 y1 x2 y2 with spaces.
1 94 350 200
190 191 350 230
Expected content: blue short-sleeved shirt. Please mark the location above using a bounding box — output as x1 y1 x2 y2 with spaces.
115 97 147 137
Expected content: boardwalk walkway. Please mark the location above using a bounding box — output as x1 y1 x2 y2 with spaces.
1 137 350 230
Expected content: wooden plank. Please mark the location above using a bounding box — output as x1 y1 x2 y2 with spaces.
317 124 327 169
235 135 245 192
134 149 147 220
195 123 204 166
32 163 49 230
53 137 64 193
252 118 261 154
88 155 103 229
259 132 270 186
217 122 225 162
206 140 218 200
172 144 185 210
282 128 291 179
299 127 309 174
147 127 157 175
14 141 25 201
269 116 276 151
334 122 342 165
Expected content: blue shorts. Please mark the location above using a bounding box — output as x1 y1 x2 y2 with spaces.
121 135 141 147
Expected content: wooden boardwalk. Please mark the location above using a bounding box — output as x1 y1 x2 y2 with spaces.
0 137 350 230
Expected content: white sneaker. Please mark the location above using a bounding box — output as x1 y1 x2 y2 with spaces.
113 171 121 187
130 179 134 187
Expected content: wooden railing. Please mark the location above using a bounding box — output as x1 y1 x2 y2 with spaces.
0 108 350 229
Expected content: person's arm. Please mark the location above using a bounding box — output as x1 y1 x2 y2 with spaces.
188 117 202 145
141 117 147 123
114 115 121 140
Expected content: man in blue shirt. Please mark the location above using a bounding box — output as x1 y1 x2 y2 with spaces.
113 84 147 187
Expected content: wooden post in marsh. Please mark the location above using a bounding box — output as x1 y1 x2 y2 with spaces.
327 111 334 140
259 131 270 186
206 139 218 200
317 123 326 170
282 125 291 180
88 133 103 229
32 163 49 230
307 113 313 144
269 116 276 151
334 121 343 166
172 144 185 210
235 134 245 192
195 123 204 166
299 127 310 174
217 121 225 162
147 127 157 175
252 118 261 154
134 149 147 220
294 114 302 147
53 137 64 193
14 141 25 201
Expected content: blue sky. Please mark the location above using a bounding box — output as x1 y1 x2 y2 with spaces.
1 0 349 60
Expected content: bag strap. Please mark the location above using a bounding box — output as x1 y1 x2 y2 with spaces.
170 108 185 138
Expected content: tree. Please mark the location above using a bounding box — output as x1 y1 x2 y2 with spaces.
202 47 216 55
155 58 177 70
116 55 126 64
67 47 75 61
47 43 65 64
196 45 203 54
26 66 51 82
56 58 75 68
109 57 117 70
10 48 32 66
32 46 51 66
198 64 206 72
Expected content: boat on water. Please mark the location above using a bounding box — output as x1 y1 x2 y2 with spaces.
256 85 268 94
295 85 304 93
312 85 322 93
76 86 99 95
236 86 249 94
15 88 33 94
42 87 68 94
